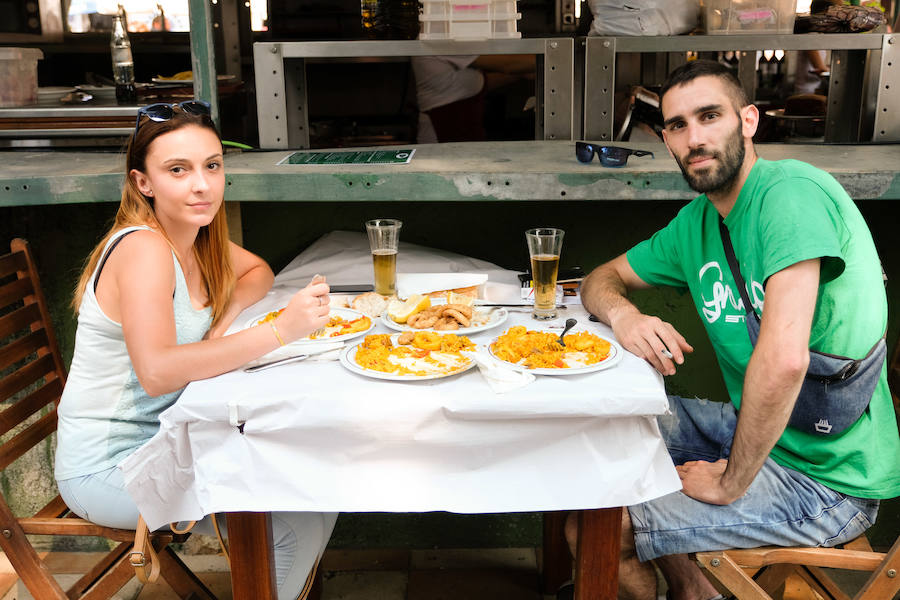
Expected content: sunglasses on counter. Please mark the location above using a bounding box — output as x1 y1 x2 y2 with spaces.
575 142 654 167
133 100 212 138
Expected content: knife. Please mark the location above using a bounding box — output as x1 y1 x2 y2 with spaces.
244 353 310 373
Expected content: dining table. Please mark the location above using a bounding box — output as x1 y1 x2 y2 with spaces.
120 230 682 600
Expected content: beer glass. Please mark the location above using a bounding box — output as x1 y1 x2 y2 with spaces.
365 218 402 296
525 228 564 320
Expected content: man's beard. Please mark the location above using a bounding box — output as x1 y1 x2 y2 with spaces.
674 121 745 195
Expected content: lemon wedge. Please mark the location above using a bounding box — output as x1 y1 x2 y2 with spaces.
389 294 431 323
447 291 475 307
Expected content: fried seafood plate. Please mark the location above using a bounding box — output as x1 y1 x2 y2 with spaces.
490 325 612 369
406 303 475 330
355 332 475 376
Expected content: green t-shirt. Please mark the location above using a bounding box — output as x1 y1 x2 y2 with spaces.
626 158 900 499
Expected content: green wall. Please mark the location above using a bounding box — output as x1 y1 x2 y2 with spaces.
2 198 897 550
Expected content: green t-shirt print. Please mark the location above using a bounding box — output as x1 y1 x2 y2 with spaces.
626 158 900 499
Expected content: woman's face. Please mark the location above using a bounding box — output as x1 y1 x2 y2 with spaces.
131 124 225 232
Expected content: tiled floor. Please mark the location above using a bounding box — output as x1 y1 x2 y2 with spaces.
2 547 892 600
1 548 558 600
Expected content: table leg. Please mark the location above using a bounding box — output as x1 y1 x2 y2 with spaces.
574 507 622 600
225 511 277 600
542 511 573 594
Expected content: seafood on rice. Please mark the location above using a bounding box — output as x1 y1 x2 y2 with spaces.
354 332 475 376
490 325 611 369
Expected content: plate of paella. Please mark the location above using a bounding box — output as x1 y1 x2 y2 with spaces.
340 332 477 381
245 307 374 343
488 325 623 375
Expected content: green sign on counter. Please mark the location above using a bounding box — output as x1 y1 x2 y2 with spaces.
280 149 415 165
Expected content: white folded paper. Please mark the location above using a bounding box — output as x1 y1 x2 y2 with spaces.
396 272 488 299
469 351 535 394
244 341 345 369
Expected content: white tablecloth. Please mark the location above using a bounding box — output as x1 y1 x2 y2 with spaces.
121 232 681 530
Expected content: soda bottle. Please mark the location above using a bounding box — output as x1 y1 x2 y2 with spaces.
111 5 137 105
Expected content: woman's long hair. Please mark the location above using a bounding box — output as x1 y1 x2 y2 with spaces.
72 106 235 326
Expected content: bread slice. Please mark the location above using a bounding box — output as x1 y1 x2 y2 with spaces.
351 292 389 317
427 285 478 299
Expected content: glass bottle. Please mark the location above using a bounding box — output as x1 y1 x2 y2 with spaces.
111 5 136 105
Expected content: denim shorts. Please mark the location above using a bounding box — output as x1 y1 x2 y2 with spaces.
627 396 880 562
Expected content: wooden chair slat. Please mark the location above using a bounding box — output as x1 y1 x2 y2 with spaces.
0 496 68 599
0 352 55 403
0 409 57 471
697 551 773 599
0 328 48 372
0 250 27 280
0 302 41 340
0 277 34 311
0 377 62 438
34 493 69 519
715 546 885 571
68 542 133 599
854 538 900 600
19 517 139 542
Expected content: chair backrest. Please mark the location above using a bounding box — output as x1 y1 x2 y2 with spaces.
0 238 67 499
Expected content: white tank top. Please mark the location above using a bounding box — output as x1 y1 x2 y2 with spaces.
55 226 212 480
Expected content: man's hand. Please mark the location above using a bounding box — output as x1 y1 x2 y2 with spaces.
676 458 743 505
581 254 693 376
610 307 693 376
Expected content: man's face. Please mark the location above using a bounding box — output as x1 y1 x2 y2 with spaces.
661 76 752 195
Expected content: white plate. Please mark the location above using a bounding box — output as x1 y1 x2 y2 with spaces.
488 329 624 376
244 307 374 343
340 334 477 381
381 303 508 336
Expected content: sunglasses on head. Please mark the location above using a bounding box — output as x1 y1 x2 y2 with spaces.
575 142 654 167
133 100 212 139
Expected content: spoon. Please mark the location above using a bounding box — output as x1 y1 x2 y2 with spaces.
558 318 577 346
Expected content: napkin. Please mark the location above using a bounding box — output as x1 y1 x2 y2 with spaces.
244 341 345 369
396 273 488 299
469 351 535 394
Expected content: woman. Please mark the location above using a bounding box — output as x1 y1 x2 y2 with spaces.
54 100 336 599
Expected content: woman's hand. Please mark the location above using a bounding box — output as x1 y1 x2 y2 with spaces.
273 276 331 342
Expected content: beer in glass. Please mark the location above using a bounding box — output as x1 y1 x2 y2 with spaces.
365 219 402 296
525 228 564 320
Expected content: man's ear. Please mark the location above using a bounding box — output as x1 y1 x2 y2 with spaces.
130 169 152 197
741 104 760 139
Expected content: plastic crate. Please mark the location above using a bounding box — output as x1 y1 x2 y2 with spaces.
0 48 43 108
703 0 796 34
420 1 521 40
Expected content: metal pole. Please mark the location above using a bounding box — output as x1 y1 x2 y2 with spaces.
188 0 220 128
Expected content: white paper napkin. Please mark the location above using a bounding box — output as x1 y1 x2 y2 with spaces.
396 272 489 299
469 351 535 394
244 341 345 369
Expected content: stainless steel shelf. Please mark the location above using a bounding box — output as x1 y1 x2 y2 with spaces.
253 38 575 149
582 33 899 144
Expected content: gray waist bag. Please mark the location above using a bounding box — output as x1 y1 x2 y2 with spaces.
720 219 885 436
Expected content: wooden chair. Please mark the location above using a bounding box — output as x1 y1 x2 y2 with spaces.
694 333 900 600
0 238 216 600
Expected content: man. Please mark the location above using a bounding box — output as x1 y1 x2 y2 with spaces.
568 60 900 600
